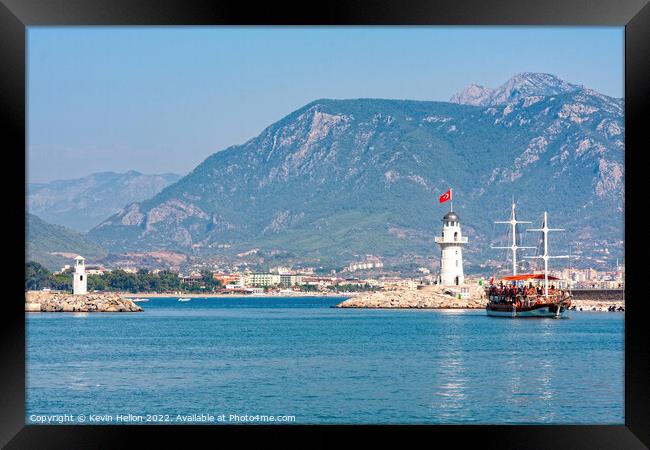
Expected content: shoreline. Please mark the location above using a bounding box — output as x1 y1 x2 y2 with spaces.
120 292 356 299
26 290 624 312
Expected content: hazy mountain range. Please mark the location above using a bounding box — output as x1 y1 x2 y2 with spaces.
28 171 182 232
81 73 624 270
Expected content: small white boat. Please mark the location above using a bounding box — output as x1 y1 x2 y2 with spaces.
177 297 191 302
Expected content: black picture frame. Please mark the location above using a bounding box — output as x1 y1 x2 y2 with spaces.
3 0 648 447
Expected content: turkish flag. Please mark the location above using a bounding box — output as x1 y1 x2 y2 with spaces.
439 189 452 203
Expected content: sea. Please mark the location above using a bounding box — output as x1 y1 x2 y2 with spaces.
26 296 624 425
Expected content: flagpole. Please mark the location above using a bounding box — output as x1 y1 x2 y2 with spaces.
450 188 453 212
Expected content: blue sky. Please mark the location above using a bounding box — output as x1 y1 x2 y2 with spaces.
28 26 624 183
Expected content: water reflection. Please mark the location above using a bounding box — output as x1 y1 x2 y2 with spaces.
431 318 467 420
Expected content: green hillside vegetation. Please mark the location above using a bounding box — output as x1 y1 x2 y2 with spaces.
25 261 220 293
26 213 107 271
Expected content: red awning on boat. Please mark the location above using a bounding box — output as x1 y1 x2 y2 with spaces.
500 273 560 281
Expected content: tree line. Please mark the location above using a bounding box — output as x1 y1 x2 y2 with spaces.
25 261 221 293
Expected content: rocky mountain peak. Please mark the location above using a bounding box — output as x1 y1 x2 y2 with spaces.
449 84 495 107
451 72 583 106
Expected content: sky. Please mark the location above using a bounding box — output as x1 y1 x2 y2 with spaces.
27 26 624 183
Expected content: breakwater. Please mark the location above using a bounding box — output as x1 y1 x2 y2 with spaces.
336 285 486 309
336 286 625 312
570 289 624 301
25 292 143 312
568 299 624 312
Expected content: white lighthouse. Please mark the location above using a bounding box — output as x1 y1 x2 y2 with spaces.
73 255 87 295
434 211 468 286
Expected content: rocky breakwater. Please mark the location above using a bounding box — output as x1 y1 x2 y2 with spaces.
336 285 486 309
567 290 624 312
568 299 625 312
25 291 143 312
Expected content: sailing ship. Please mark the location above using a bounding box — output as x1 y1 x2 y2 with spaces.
485 203 572 318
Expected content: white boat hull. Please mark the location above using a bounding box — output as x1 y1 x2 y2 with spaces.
486 306 564 318
486 299 570 318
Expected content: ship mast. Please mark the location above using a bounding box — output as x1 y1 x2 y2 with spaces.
524 211 569 297
492 201 534 275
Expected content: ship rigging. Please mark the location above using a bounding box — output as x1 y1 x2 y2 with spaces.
486 203 572 318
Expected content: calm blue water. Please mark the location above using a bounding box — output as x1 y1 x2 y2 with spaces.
26 296 624 424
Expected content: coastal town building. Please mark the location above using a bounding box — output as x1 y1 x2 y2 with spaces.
279 274 303 287
434 211 467 286
336 278 365 287
301 276 337 289
270 266 294 275
547 267 624 289
72 255 87 295
345 257 384 272
85 265 107 276
180 273 203 286
213 273 241 286
247 272 282 287
378 277 418 290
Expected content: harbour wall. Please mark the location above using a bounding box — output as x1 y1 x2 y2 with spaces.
570 289 624 301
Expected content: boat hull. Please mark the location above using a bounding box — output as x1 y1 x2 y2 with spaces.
486 302 568 318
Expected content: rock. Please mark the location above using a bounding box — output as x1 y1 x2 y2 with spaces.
336 285 484 309
25 302 41 312
43 303 63 312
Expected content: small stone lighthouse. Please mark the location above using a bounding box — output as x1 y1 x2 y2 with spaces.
434 211 467 286
73 255 87 295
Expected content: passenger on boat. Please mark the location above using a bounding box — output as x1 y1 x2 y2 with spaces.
508 284 516 303
489 284 497 303
527 285 536 297
489 284 498 303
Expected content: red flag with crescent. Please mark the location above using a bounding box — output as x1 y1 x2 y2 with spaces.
439 189 452 203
